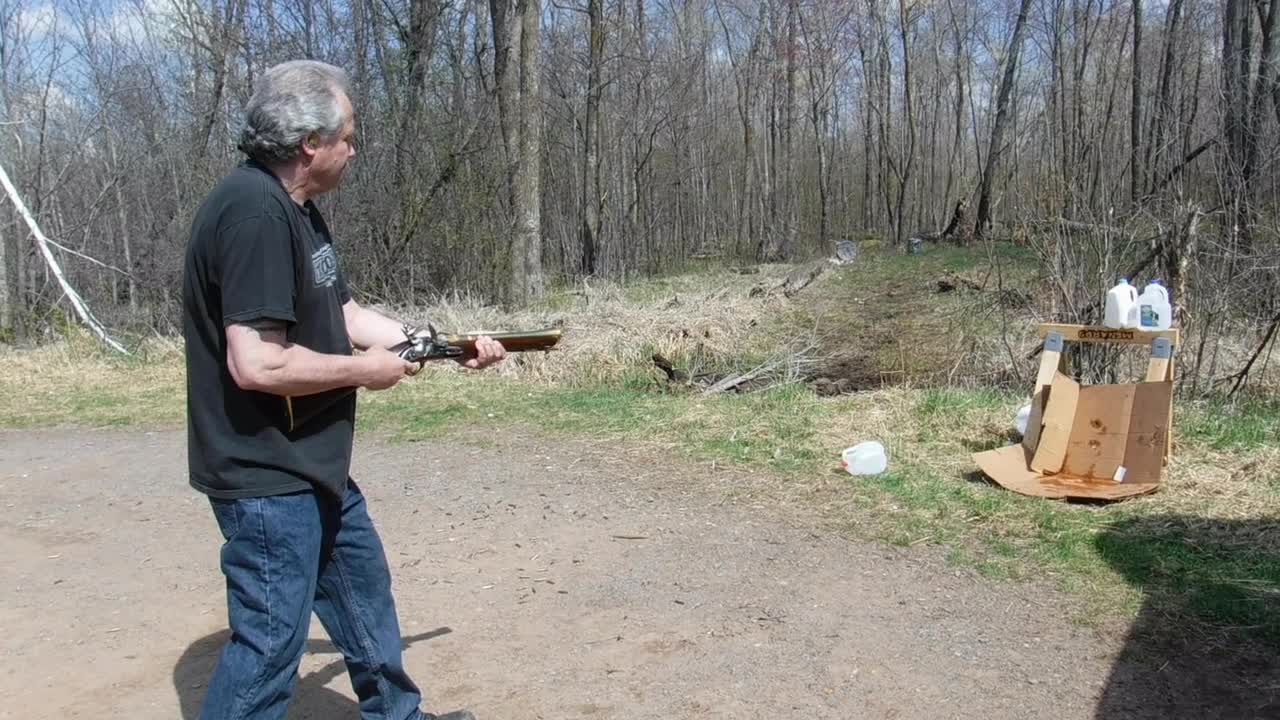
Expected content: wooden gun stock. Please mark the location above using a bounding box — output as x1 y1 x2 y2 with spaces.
439 328 563 357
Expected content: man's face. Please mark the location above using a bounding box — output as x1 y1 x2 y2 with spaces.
307 93 356 194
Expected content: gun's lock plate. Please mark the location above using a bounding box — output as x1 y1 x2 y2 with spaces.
397 324 463 365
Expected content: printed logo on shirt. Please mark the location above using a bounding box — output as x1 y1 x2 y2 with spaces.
311 244 338 288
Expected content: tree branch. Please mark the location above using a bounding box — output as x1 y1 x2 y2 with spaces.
0 159 128 354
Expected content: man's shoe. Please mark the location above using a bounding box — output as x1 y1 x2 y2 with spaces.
423 712 476 720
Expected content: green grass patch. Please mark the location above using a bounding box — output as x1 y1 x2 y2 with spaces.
1094 518 1280 641
916 387 1010 419
1180 397 1280 450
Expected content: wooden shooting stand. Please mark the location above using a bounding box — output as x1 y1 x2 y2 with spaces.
973 323 1179 501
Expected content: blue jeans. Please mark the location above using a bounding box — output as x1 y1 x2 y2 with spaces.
199 481 427 720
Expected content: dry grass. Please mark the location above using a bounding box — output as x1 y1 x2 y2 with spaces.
0 334 186 427
371 265 819 388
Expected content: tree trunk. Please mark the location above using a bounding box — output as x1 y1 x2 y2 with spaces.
798 1 832 256
974 0 1033 240
392 0 445 260
580 0 603 276
1223 0 1257 251
1130 0 1143 200
861 45 874 232
193 0 246 167
762 0 796 262
108 140 136 311
716 0 767 260
1253 0 1280 149
514 0 543 303
0 213 11 337
782 0 798 258
895 0 918 251
1145 0 1184 188
945 1 969 243
490 0 543 303
400 0 443 169
491 0 519 170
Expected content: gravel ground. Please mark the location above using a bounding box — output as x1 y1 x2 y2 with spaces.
1 428 1274 719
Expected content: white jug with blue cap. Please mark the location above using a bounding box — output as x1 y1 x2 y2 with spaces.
1137 279 1173 330
1104 278 1139 328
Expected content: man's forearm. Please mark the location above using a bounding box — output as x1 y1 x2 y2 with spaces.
261 347 370 396
227 324 373 392
344 300 414 350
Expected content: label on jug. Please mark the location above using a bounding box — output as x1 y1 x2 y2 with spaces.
1140 305 1158 327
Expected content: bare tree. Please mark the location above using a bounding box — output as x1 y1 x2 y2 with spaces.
490 0 544 304
974 0 1033 240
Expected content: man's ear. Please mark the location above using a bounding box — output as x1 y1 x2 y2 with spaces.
300 132 319 159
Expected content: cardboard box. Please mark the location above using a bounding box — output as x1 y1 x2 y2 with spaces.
974 371 1172 500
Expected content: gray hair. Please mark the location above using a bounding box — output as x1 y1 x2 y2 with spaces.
237 60 352 164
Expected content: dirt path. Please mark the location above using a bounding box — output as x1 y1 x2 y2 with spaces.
0 428 1269 719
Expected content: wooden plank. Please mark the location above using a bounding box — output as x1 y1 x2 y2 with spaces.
1145 355 1171 383
1033 345 1062 395
1144 337 1175 461
1167 354 1176 459
1023 338 1064 453
1037 323 1178 346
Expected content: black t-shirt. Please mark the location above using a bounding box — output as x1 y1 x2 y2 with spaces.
182 160 356 500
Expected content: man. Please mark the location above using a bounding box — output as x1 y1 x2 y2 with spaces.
182 59 502 720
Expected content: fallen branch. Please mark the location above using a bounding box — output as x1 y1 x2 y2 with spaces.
750 262 827 299
0 159 128 354
778 261 826 298
703 356 788 395
702 341 819 396
1140 139 1216 202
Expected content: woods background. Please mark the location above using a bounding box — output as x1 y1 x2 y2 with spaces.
2 0 1279 394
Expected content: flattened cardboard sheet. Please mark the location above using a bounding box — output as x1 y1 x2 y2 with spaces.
1062 384 1136 481
1029 372 1079 474
974 445 1160 500
1120 381 1173 482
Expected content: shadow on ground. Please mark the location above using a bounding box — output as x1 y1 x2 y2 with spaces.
175 628 451 719
1093 515 1280 719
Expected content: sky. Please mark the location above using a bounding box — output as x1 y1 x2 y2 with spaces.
12 0 181 51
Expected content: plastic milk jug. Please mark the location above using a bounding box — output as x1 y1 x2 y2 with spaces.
1104 279 1138 329
841 441 888 476
1014 402 1032 437
1137 280 1173 330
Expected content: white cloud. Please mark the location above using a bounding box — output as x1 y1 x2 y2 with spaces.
103 0 184 49
15 2 70 40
